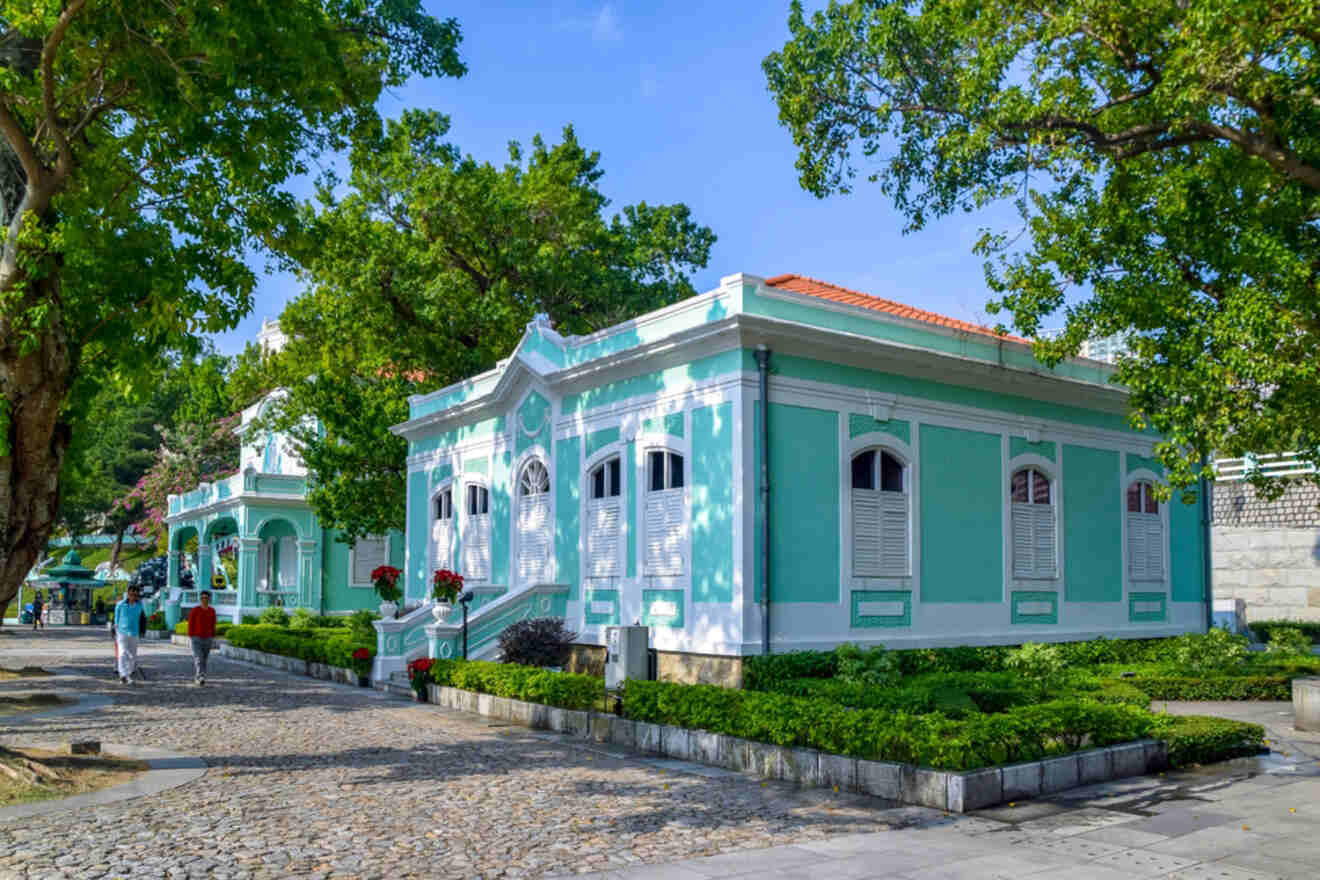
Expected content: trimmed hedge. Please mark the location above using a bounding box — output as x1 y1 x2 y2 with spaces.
768 671 1038 717
622 679 1154 771
1126 674 1293 702
223 625 356 664
429 659 601 711
1250 620 1320 645
1153 714 1265 766
173 620 234 637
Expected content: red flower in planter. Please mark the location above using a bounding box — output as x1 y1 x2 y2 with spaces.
352 648 371 661
431 568 464 603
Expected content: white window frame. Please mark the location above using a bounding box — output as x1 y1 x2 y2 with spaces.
429 481 456 576
848 444 912 578
1008 463 1059 581
1002 450 1063 590
583 446 626 583
1124 470 1168 585
513 452 554 586
461 478 492 584
842 430 918 595
348 534 392 588
641 443 689 578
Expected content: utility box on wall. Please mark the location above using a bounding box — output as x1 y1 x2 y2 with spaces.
605 625 649 689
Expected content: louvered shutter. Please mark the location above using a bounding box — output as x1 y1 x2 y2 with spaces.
1127 513 1148 580
852 490 882 576
278 536 298 588
1145 515 1164 580
464 516 490 581
1012 502 1035 578
516 494 551 582
586 500 621 578
257 541 270 589
352 537 386 584
1033 505 1055 578
431 518 451 570
880 492 908 574
645 489 684 575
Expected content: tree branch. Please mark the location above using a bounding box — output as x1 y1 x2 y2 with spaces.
40 0 88 184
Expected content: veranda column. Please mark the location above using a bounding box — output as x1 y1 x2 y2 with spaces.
167 548 181 591
297 539 321 613
236 537 261 623
196 544 212 594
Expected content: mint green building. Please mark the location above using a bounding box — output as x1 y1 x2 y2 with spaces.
382 276 1210 680
164 321 403 622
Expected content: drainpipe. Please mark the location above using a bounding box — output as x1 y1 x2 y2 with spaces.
1200 454 1214 632
754 345 772 655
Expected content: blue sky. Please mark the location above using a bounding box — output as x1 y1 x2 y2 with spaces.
212 1 1022 356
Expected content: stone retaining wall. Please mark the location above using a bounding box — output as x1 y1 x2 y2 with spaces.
425 683 1169 813
1212 478 1320 622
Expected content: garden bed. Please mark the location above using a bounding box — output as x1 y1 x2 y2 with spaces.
423 657 1265 812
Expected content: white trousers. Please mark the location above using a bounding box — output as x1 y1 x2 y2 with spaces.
116 633 139 679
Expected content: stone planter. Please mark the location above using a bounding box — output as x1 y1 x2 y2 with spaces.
431 602 453 622
378 601 398 620
1293 676 1320 732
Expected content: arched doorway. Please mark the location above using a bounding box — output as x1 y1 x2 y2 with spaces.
255 518 301 607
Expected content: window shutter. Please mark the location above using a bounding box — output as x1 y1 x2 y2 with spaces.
516 494 551 582
431 518 452 570
586 500 621 578
278 536 298 588
1145 515 1164 580
852 490 882 576
352 537 386 584
644 489 684 575
880 491 908 574
463 516 490 581
257 541 270 590
1033 505 1055 578
1012 503 1035 578
1126 513 1147 580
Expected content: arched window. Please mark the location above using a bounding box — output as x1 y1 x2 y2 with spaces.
431 487 454 571
1010 468 1056 579
586 456 622 578
1126 480 1164 581
851 449 908 576
516 460 552 582
645 450 685 575
462 483 491 581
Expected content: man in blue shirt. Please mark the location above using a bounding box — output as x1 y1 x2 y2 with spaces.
114 586 146 684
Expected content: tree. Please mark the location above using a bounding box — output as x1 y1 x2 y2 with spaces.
252 113 716 541
0 1 464 610
764 0 1320 495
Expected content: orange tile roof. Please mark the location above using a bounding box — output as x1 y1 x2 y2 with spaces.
763 274 1029 344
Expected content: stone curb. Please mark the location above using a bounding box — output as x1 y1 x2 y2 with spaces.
0 742 206 823
216 643 359 686
425 683 1170 812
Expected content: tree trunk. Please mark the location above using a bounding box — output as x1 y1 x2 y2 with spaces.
0 271 73 614
108 526 125 574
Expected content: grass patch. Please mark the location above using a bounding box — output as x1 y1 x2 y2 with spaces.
0 694 67 717
0 666 53 680
0 746 149 806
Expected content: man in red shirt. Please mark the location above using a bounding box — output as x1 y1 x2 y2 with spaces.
187 590 218 686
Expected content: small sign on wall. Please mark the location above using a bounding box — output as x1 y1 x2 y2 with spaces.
589 601 614 616
648 600 678 618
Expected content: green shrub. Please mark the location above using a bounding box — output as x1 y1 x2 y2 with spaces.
241 614 258 624
429 659 600 710
1249 620 1320 645
226 625 329 663
1164 628 1250 675
1153 714 1265 766
258 606 290 627
622 679 1154 771
1005 642 1066 696
744 650 837 691
346 609 378 642
895 644 1013 675
324 633 375 670
834 643 901 686
768 672 1037 717
173 620 233 637
1127 674 1293 701
1266 627 1313 657
288 608 315 630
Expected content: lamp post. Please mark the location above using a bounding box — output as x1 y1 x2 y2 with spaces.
458 590 474 659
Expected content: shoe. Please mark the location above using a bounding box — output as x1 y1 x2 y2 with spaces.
198 678 205 686
120 676 128 684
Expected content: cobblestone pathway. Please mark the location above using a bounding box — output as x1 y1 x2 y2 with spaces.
0 629 926 879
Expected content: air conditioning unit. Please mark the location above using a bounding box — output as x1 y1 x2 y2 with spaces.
605 625 649 690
